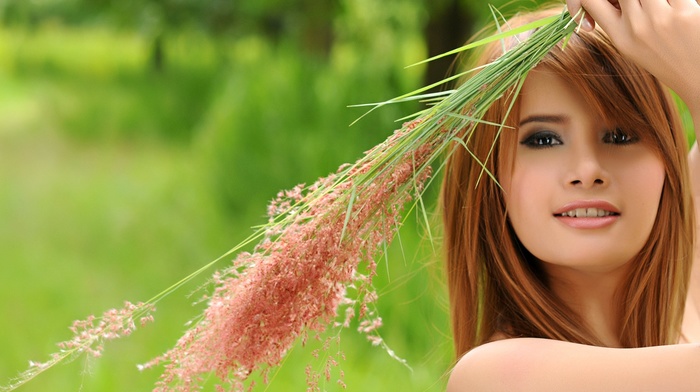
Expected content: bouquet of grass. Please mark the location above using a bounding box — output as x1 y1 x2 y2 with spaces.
2 7 578 392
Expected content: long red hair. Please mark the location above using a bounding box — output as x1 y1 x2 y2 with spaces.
441 7 694 358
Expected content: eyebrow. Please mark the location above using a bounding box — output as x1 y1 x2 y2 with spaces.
518 114 570 127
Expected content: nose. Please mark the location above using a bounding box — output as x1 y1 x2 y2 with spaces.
566 147 609 189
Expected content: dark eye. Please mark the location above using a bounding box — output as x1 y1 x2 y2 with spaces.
520 131 563 149
603 128 638 145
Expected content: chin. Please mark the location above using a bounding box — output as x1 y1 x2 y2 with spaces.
540 255 635 274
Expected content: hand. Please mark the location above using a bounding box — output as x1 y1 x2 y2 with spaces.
566 0 619 31
566 0 700 116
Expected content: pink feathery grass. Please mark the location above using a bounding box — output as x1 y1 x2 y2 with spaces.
4 11 578 391
141 119 437 390
2 301 155 392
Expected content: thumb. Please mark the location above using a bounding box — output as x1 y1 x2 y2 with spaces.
567 0 595 31
577 0 621 33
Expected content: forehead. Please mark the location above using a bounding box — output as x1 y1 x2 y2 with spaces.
518 69 606 129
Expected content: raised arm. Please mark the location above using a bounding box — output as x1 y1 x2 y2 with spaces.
448 338 700 392
566 0 700 124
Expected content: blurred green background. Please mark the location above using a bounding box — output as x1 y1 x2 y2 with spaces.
0 0 555 390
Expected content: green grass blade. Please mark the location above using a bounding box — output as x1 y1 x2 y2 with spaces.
406 14 559 68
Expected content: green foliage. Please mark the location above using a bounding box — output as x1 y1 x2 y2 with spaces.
464 0 558 21
5 2 691 390
0 2 452 391
197 0 426 217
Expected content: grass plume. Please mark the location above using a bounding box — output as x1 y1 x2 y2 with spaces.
2 7 577 391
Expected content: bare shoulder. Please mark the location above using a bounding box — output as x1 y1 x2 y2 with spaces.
447 338 567 392
447 338 700 392
446 338 525 392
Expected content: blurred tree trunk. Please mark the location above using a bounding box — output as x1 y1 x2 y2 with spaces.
151 33 165 72
299 0 338 59
424 0 474 91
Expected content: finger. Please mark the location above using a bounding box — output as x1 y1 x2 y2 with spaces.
583 13 596 31
566 0 596 31
615 0 640 10
638 0 670 14
579 0 623 32
566 0 583 17
567 0 594 30
615 0 646 25
668 0 700 8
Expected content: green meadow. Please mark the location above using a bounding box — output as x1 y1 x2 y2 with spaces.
0 15 453 392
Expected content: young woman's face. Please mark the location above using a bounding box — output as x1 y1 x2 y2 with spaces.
500 69 665 275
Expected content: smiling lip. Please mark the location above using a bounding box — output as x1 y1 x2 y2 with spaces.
553 200 620 229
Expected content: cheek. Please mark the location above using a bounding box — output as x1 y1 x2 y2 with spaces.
615 147 665 196
501 155 551 205
643 160 665 191
501 163 550 232
623 155 666 221
500 166 554 266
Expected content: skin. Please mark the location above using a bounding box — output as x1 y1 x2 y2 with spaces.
566 0 700 120
447 2 700 390
448 338 700 392
565 0 700 346
501 69 665 346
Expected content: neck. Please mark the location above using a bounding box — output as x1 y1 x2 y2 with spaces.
545 264 627 347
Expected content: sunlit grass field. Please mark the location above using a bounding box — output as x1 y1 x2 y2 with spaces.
0 19 453 391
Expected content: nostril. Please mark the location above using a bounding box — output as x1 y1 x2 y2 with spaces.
569 178 604 186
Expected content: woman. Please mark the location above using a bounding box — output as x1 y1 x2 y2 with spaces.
444 0 700 390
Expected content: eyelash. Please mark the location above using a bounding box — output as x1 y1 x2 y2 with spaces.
602 128 638 145
519 129 638 149
520 131 562 149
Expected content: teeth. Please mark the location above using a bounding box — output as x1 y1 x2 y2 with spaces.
560 208 614 217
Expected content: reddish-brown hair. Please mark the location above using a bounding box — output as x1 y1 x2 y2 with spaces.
441 7 694 358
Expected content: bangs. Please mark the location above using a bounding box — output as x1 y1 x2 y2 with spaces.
539 30 671 152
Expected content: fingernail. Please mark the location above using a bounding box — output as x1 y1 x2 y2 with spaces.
581 18 593 32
